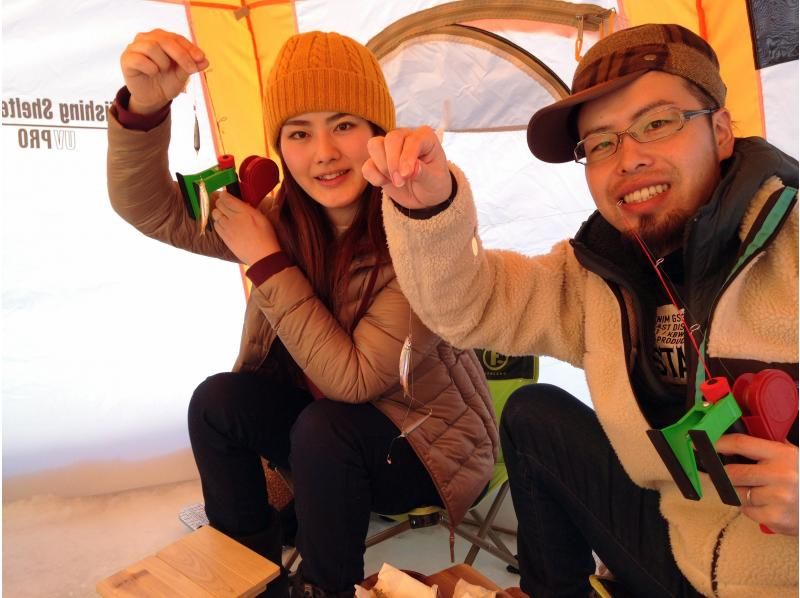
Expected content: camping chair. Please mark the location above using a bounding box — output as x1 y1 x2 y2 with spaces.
352 350 538 569
453 349 537 566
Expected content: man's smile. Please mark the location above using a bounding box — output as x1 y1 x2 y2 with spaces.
620 183 670 205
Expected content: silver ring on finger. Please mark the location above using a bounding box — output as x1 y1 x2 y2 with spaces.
746 487 753 506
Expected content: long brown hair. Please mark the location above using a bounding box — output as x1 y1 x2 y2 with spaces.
274 125 389 312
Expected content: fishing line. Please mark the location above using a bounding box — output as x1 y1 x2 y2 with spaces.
385 104 452 464
616 200 712 380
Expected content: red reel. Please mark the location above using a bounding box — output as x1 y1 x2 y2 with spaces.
732 369 798 441
238 156 279 208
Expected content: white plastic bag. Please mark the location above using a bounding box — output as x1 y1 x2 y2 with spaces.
453 577 497 598
353 563 438 598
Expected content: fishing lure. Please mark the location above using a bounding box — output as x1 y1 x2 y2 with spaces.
399 334 413 396
388 319 432 464
192 74 200 155
198 178 210 235
193 111 200 154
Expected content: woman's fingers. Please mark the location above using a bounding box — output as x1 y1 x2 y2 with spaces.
121 29 208 110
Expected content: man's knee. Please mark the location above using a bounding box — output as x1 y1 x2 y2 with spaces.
503 383 575 431
500 383 588 459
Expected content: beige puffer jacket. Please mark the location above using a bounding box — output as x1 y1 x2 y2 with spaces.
106 112 498 525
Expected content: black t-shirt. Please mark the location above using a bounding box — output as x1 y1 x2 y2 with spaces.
630 250 690 429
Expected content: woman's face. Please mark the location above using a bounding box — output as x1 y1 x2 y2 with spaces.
279 111 374 222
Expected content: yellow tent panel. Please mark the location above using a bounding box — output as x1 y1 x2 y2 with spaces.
619 0 764 138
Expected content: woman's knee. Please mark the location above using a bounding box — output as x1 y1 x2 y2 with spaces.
289 401 371 477
290 400 345 450
187 372 241 434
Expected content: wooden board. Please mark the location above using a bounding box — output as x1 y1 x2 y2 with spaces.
97 527 279 598
96 556 216 597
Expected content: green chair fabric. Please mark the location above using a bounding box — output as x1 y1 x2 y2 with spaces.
362 350 538 569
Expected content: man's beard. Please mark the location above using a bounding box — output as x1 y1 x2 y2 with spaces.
624 209 690 256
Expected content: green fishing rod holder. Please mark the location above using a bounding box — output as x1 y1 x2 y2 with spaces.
647 376 743 506
176 155 239 221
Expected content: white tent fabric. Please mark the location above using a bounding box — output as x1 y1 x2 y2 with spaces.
761 60 800 158
3 0 232 499
2 0 796 500
383 39 565 131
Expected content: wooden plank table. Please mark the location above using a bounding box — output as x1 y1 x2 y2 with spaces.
96 526 280 597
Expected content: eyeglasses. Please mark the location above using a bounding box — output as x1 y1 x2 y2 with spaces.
574 107 718 165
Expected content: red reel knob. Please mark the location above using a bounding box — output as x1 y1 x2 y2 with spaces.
217 154 235 170
701 376 731 403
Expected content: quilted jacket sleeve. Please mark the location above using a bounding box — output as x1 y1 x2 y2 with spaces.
248 262 441 403
107 112 239 262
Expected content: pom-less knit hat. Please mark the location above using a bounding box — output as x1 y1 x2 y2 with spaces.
264 31 395 146
527 23 727 163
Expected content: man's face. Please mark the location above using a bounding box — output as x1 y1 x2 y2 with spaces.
577 71 734 255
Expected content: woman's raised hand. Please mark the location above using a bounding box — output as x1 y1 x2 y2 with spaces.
120 29 209 115
363 126 453 210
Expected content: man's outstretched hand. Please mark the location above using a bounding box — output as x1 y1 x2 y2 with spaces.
363 126 452 210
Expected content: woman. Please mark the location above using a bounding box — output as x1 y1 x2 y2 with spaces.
108 29 498 598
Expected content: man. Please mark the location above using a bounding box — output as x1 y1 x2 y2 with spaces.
363 24 797 597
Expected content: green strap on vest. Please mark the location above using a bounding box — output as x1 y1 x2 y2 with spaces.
693 185 797 404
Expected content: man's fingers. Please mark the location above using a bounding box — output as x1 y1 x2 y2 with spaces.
364 127 450 208
398 151 422 181
735 484 796 534
362 158 391 188
725 464 766 488
368 127 441 186
716 433 784 461
366 137 390 178
380 128 434 186
400 126 437 175
383 129 411 187
737 484 757 507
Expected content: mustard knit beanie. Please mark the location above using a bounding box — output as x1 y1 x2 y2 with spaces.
264 31 395 146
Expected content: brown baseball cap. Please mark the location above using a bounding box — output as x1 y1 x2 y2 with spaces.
527 23 727 163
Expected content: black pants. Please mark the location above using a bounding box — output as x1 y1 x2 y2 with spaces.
188 372 442 594
500 384 702 598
